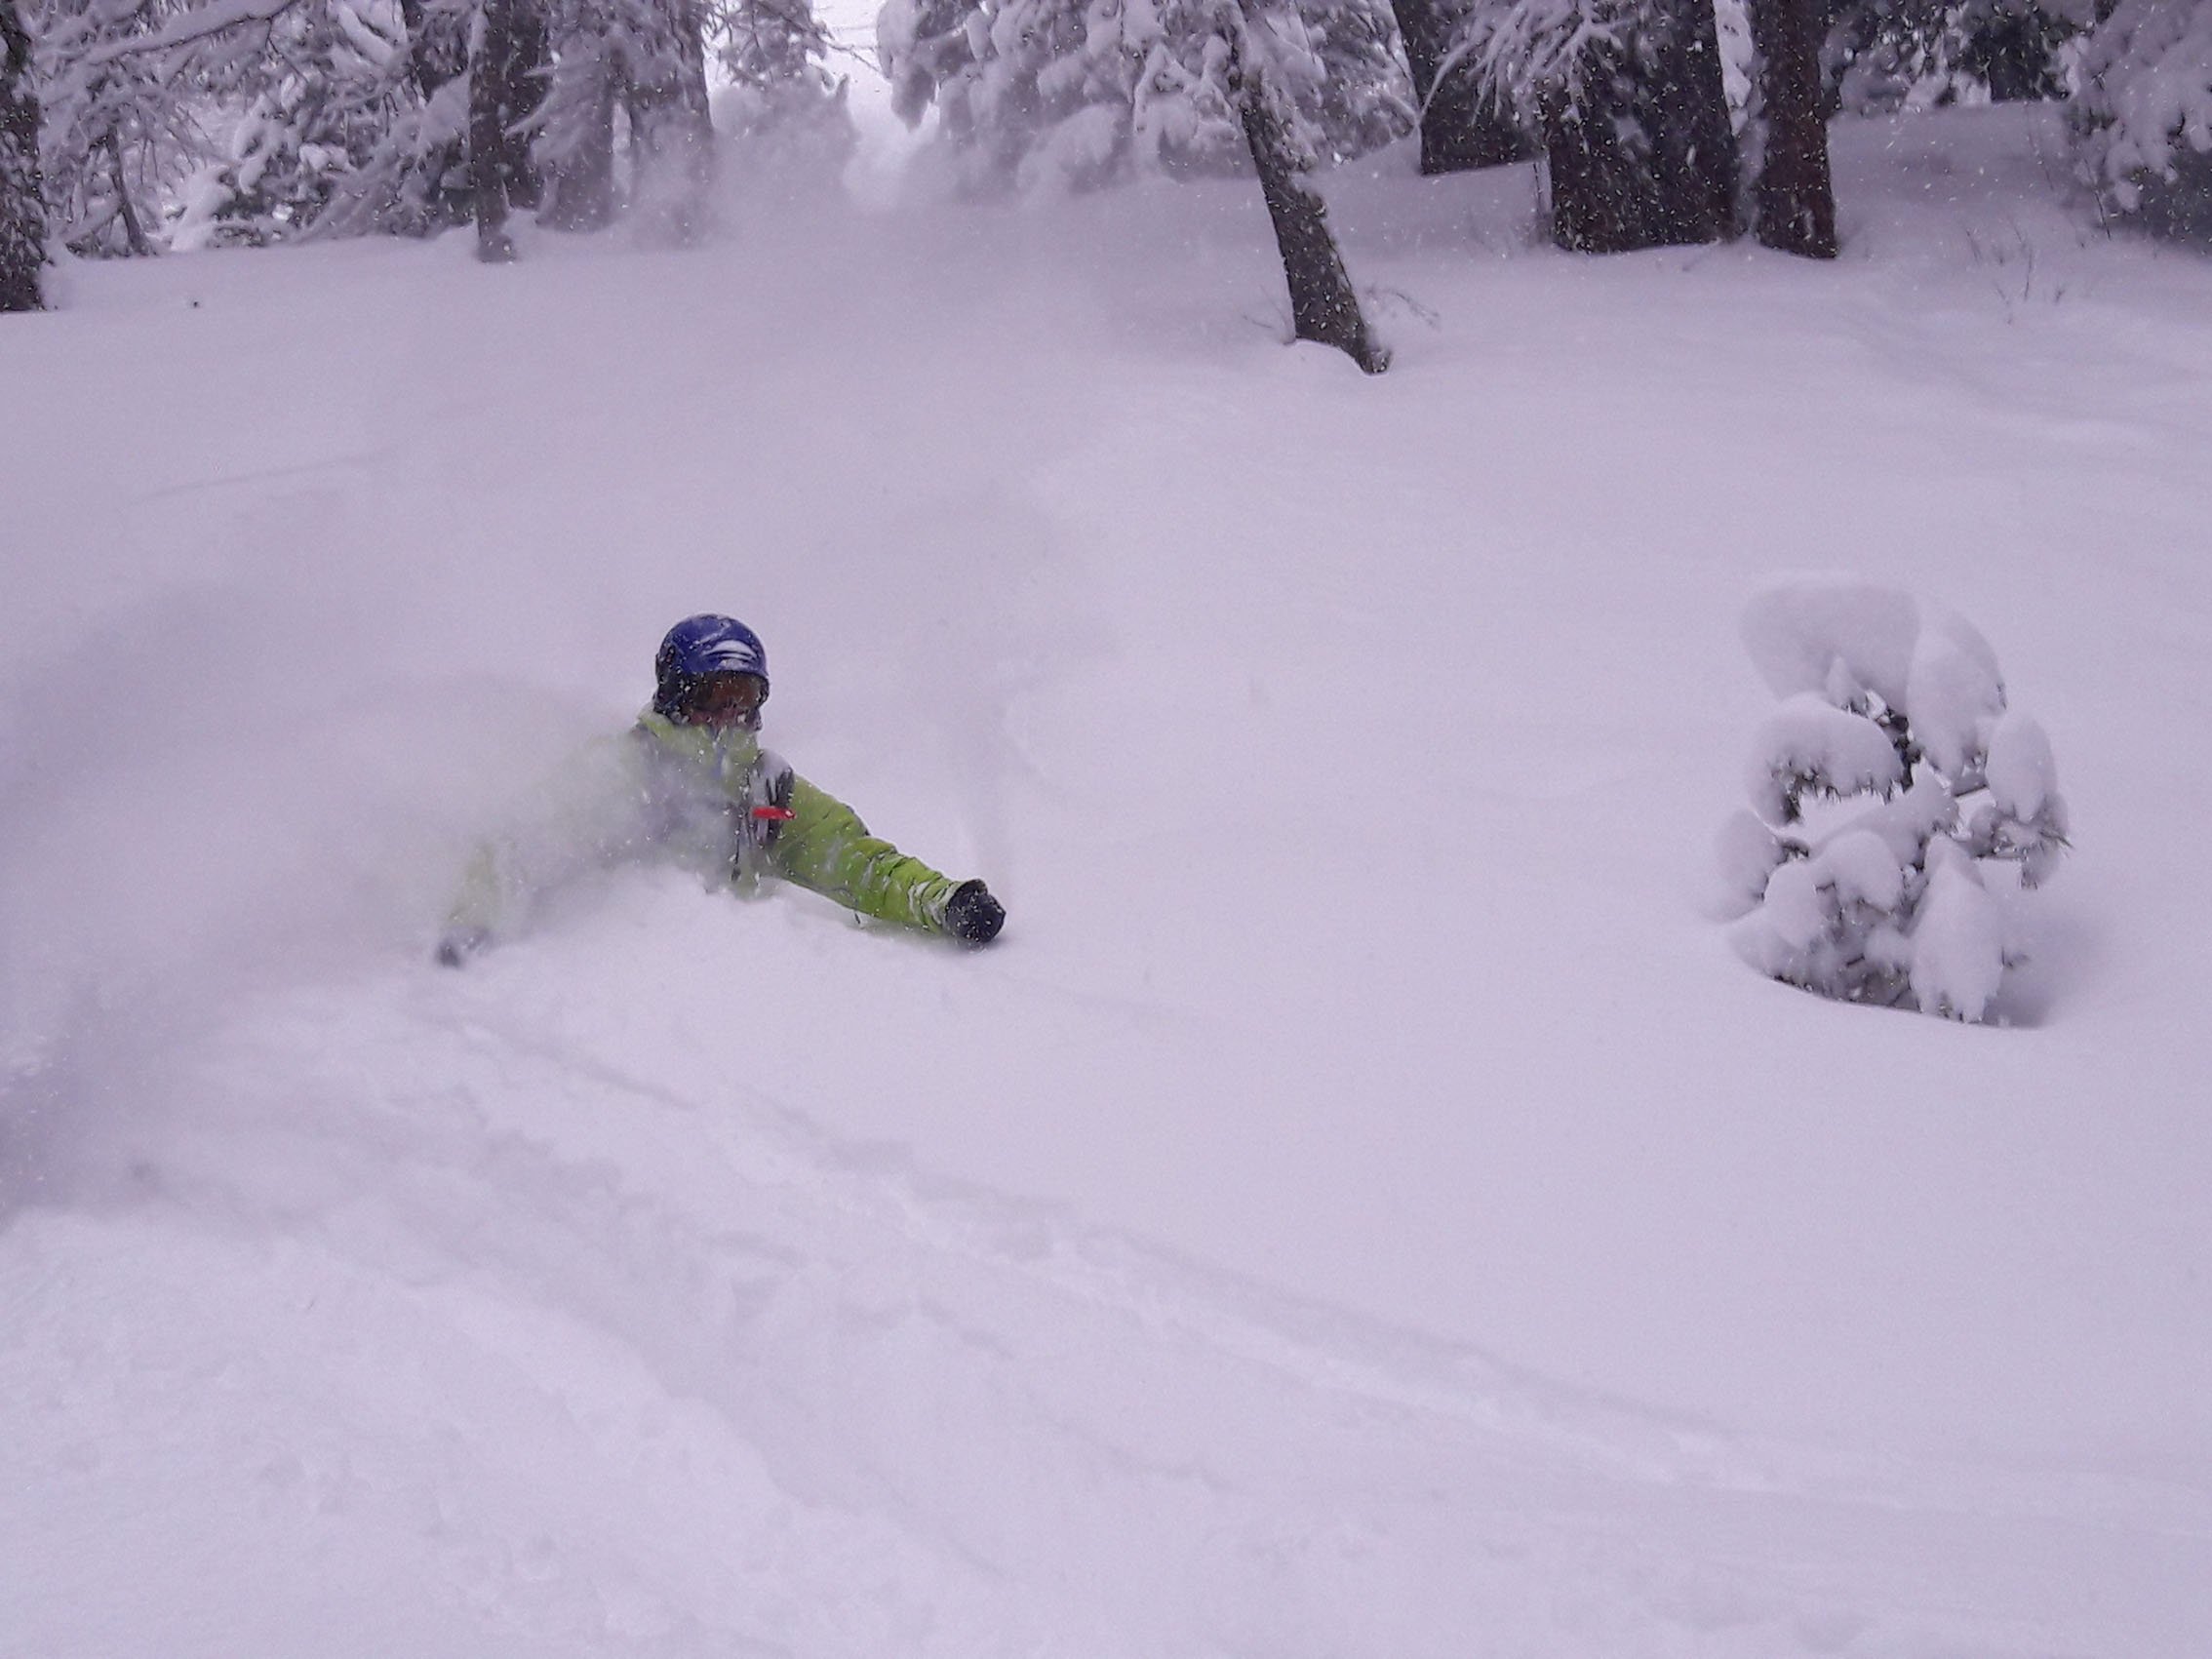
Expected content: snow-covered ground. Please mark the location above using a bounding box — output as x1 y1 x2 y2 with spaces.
4 103 2211 1655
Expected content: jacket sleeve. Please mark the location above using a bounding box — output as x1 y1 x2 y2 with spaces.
770 774 958 932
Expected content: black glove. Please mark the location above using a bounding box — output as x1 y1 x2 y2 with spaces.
944 880 1005 945
435 926 491 968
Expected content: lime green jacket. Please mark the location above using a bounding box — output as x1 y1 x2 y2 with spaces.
448 709 961 943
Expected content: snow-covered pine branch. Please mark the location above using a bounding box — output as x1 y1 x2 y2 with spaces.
876 0 1411 197
78 0 298 63
1440 0 1640 116
1718 576 2071 1023
2072 0 2212 235
1441 0 1737 253
707 0 855 178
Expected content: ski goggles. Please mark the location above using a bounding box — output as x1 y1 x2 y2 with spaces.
676 671 768 730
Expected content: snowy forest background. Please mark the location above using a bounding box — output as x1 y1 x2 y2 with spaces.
7 0 2212 1644
6 0 2212 297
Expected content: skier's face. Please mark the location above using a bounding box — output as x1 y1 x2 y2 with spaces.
681 672 767 732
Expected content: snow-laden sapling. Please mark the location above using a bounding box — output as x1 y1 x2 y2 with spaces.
1718 577 2070 1022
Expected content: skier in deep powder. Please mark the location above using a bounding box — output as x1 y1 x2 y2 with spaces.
435 615 1006 965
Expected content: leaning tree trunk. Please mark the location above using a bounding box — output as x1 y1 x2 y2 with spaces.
1 0 42 312
1743 0 1836 257
1546 0 1736 254
470 0 548 259
1390 0 1529 174
1233 14 1389 374
102 127 152 257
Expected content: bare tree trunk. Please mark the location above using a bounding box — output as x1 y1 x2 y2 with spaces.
471 0 514 259
1389 0 1528 175
1744 0 1836 257
104 131 153 257
1 0 41 311
1233 17 1388 374
504 2 549 209
1544 0 1736 254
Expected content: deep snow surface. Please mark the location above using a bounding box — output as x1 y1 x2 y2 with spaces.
4 104 2211 1655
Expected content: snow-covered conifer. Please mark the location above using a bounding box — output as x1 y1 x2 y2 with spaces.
34 0 201 254
24 0 475 250
710 0 855 181
302 0 475 240
529 0 715 239
1450 0 1736 251
1719 576 2070 1023
169 0 433 248
1823 0 2074 116
2072 0 2212 240
24 0 820 252
877 0 1412 197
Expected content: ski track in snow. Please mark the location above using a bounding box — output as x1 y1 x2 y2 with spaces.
9 941 2203 1658
6 102 2212 1654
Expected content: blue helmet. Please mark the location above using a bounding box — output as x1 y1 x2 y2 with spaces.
654 615 769 717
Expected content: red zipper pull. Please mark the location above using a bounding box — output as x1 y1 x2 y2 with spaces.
751 806 795 821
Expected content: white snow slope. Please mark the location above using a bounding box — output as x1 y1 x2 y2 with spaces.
4 104 2210 1656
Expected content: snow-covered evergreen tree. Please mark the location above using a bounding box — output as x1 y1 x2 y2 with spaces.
877 0 1412 197
167 0 432 248
709 0 855 180
1821 0 2074 115
24 0 470 250
2071 0 2212 241
304 0 504 240
531 0 715 239
34 0 196 254
1718 577 2070 1023
2 0 40 306
1388 0 1527 172
26 0 834 252
1450 0 1736 251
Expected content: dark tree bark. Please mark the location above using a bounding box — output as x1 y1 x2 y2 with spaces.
1744 0 1837 257
1 0 42 312
1545 0 1737 254
470 0 549 259
502 3 549 210
471 0 517 259
1390 0 1529 175
1235 39 1389 375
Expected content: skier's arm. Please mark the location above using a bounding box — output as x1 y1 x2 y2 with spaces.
771 775 965 932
